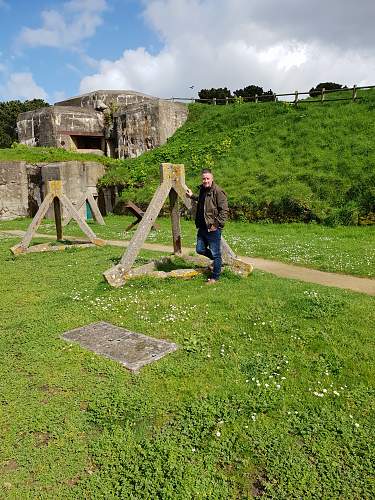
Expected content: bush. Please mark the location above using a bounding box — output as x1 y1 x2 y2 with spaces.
197 88 232 104
309 82 345 98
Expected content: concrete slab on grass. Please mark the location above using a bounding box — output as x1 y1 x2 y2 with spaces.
61 321 178 371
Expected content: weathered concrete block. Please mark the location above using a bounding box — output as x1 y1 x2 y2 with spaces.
41 161 105 219
61 321 178 371
115 100 188 159
0 162 29 220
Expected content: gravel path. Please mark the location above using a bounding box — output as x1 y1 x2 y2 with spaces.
2 229 374 296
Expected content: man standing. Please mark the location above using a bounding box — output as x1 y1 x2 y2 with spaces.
186 169 229 283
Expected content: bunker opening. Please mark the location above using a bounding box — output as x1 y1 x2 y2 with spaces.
70 134 103 151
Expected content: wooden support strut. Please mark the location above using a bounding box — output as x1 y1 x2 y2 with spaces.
11 180 105 255
104 163 240 287
169 188 182 255
63 191 105 226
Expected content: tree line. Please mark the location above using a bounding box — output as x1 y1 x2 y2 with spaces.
0 99 50 148
197 82 345 103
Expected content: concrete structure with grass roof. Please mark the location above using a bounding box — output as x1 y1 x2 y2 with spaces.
17 90 188 159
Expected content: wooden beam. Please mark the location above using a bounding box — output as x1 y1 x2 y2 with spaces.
87 192 105 225
63 192 105 226
11 192 54 254
169 188 182 255
119 180 171 272
53 196 63 240
59 194 105 246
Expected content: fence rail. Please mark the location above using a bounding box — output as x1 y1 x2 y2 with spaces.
166 84 375 105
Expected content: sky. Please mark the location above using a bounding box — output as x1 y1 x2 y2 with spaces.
0 0 374 103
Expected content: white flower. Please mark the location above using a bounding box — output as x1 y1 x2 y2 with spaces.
322 389 327 393
265 383 269 388
192 447 196 452
276 384 281 389
216 431 221 437
354 423 359 428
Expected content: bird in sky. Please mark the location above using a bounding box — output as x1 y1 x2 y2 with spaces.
189 85 195 89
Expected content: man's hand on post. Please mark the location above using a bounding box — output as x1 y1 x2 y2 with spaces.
208 225 217 232
186 188 193 198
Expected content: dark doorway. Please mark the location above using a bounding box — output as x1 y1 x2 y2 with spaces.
71 135 103 150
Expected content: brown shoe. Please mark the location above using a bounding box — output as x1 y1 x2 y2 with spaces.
206 278 218 285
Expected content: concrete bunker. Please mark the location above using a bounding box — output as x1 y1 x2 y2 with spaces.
17 90 188 159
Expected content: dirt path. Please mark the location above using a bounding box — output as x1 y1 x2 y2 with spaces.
2 229 375 296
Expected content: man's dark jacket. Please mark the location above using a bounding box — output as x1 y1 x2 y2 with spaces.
193 182 229 229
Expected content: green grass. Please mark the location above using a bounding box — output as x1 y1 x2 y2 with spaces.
0 232 374 498
1 90 374 224
0 143 118 168
1 215 374 277
99 89 375 224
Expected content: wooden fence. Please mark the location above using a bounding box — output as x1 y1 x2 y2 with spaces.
166 84 375 105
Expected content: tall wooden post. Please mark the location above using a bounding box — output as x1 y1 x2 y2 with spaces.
352 85 357 102
169 188 182 255
53 197 63 240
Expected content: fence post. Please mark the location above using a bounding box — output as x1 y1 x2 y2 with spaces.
273 93 277 102
321 88 325 102
213 98 216 105
254 94 258 103
294 90 298 105
352 85 357 102
172 97 174 102
225 96 229 105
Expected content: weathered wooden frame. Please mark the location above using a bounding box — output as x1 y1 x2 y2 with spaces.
11 180 106 255
63 190 105 226
104 163 246 287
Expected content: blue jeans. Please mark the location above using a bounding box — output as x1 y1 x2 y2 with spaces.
196 227 222 280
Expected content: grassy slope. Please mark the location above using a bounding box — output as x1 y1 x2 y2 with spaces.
1 90 374 224
0 143 117 167
0 234 374 498
0 215 374 277
101 89 375 224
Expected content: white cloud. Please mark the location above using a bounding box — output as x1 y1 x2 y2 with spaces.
0 73 48 100
79 0 375 98
0 0 10 10
18 0 108 49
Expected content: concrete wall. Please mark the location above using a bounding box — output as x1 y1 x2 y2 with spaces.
17 109 56 147
0 161 105 221
17 107 105 152
17 91 188 160
42 161 105 218
115 100 188 159
55 90 157 110
0 162 29 220
158 101 189 144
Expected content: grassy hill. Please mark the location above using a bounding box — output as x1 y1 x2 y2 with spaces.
101 89 375 225
1 89 375 224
